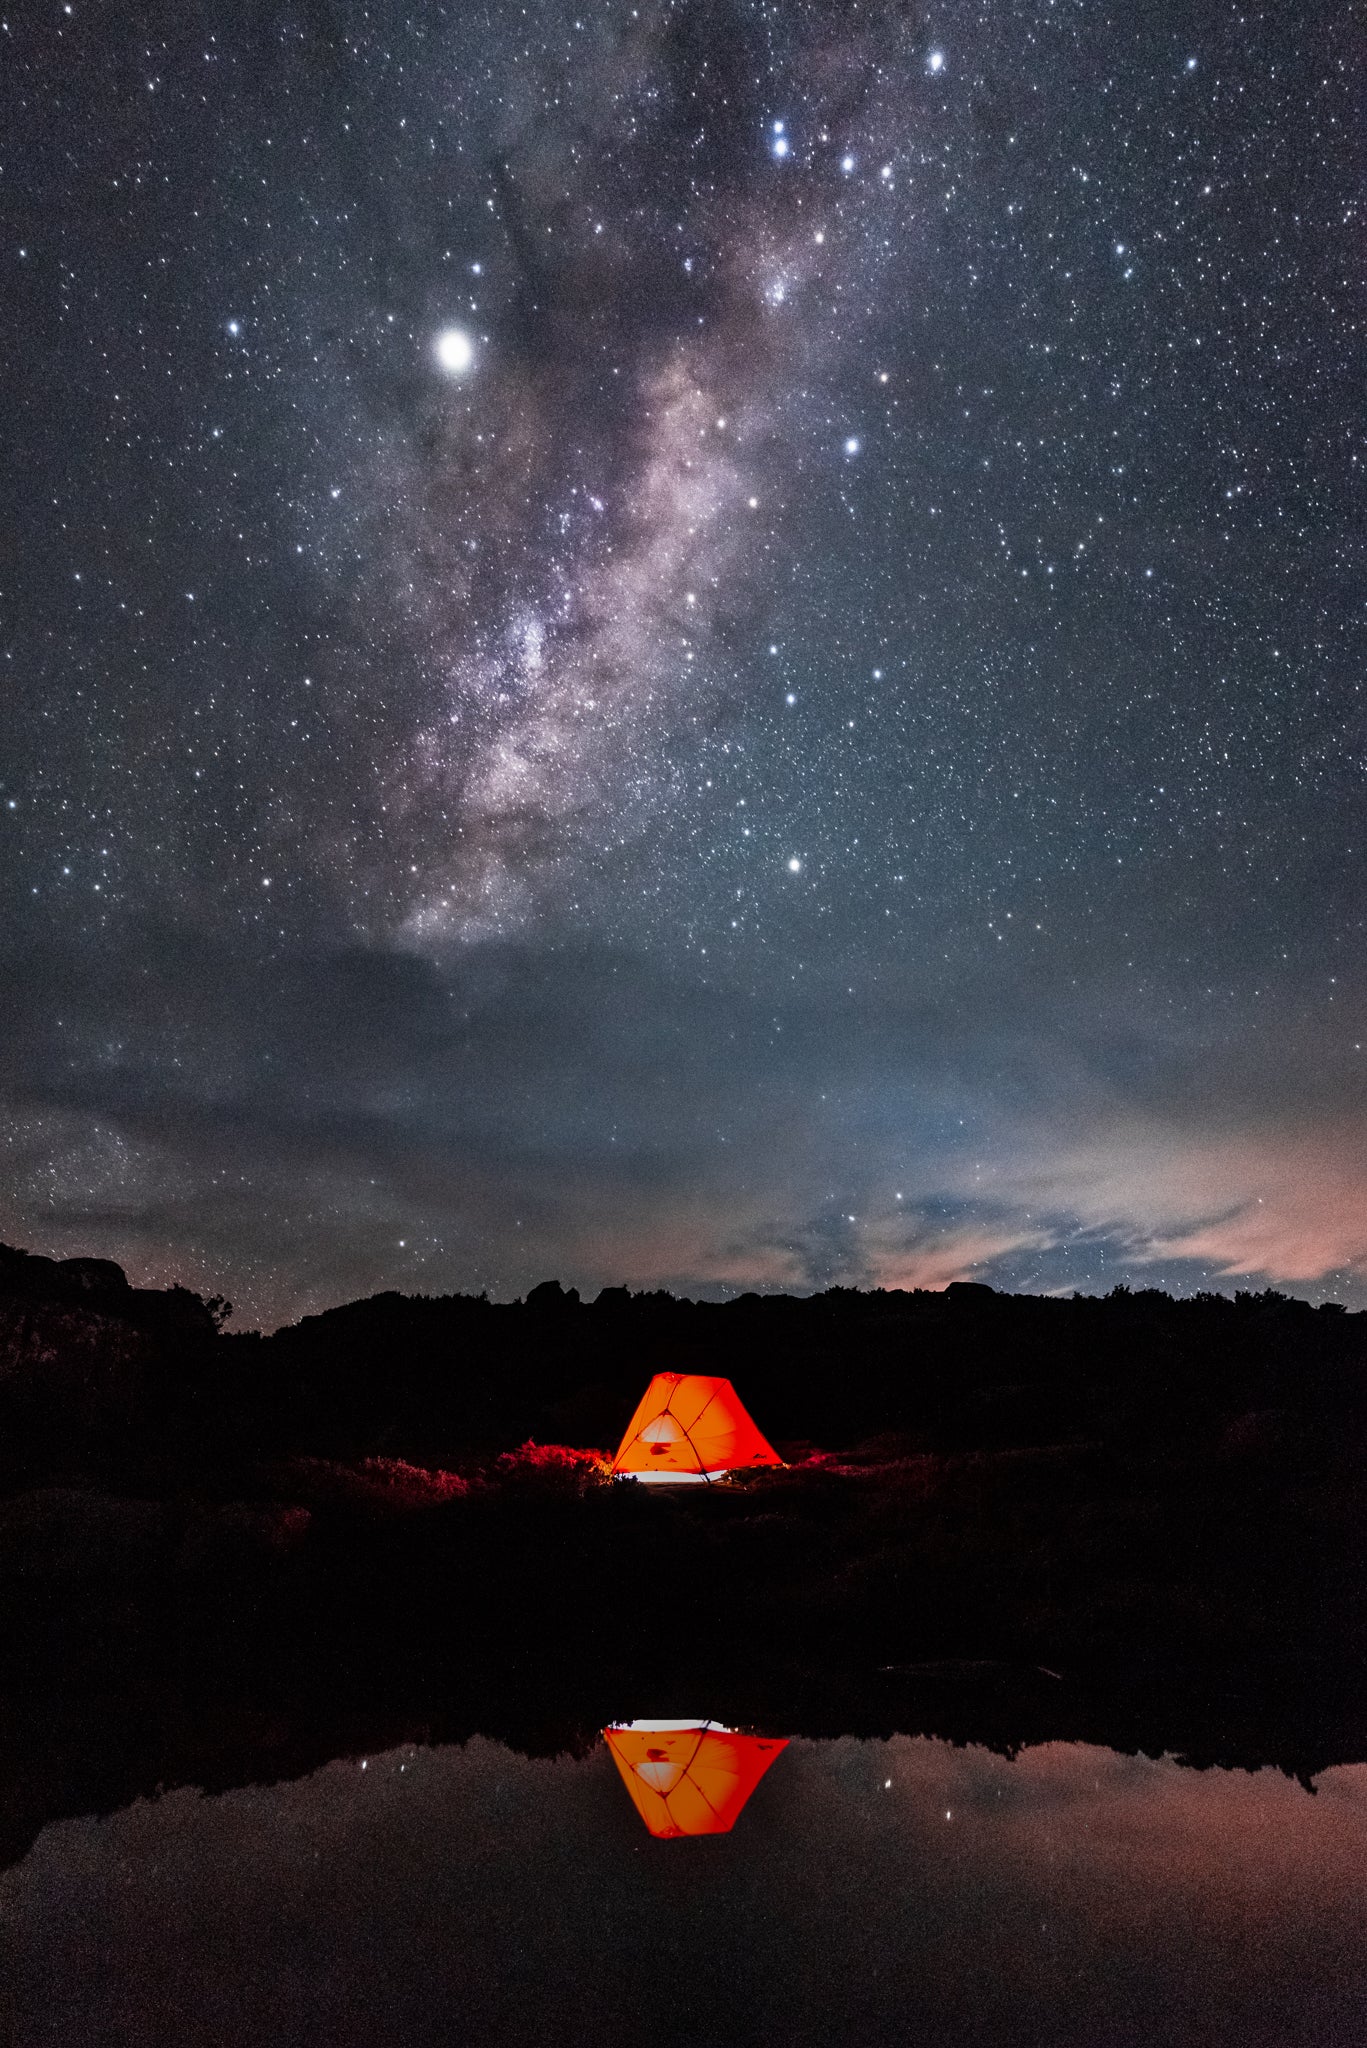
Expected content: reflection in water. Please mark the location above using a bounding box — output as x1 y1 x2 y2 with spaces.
603 1720 788 1836
4 1736 1367 2045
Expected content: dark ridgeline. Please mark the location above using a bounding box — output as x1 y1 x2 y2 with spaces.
4 1245 1359 1481
243 1270 1363 1467
1 1242 1365 1872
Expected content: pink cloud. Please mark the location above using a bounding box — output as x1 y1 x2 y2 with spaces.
1029 1123 1367 1285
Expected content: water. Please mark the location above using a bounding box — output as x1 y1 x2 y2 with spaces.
4 1732 1366 2045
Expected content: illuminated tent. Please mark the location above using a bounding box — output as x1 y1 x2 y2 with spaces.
604 1721 788 1838
610 1372 783 1483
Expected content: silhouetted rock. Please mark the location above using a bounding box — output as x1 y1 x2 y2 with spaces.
525 1279 581 1311
57 1256 131 1295
0 1243 130 1305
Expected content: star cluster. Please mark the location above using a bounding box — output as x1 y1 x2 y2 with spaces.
0 1 1362 1321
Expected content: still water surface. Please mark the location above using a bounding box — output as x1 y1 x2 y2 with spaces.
4 1732 1366 2045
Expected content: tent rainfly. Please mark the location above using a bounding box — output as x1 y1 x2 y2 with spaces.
609 1371 783 1483
603 1721 788 1838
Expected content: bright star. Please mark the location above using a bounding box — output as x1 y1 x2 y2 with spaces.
928 49 945 73
844 436 861 456
434 326 475 375
787 857 802 873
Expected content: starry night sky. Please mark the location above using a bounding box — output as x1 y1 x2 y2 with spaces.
1 2 1362 1325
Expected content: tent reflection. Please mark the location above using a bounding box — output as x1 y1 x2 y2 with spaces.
603 1720 788 1838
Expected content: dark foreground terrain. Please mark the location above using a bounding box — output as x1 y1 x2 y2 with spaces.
2 1243 1365 1870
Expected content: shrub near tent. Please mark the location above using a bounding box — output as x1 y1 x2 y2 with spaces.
609 1372 783 1483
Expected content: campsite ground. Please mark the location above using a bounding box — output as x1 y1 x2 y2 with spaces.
2 1247 1365 1868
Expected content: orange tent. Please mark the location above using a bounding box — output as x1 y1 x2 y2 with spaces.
603 1721 788 1838
609 1372 782 1483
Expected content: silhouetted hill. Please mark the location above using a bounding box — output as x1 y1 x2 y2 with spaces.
2 1244 1365 1866
1 1243 1364 1483
228 1270 1367 1471
0 1246 225 1488
0 1242 222 1332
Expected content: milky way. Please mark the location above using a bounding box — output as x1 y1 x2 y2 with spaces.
1 1 1362 1322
